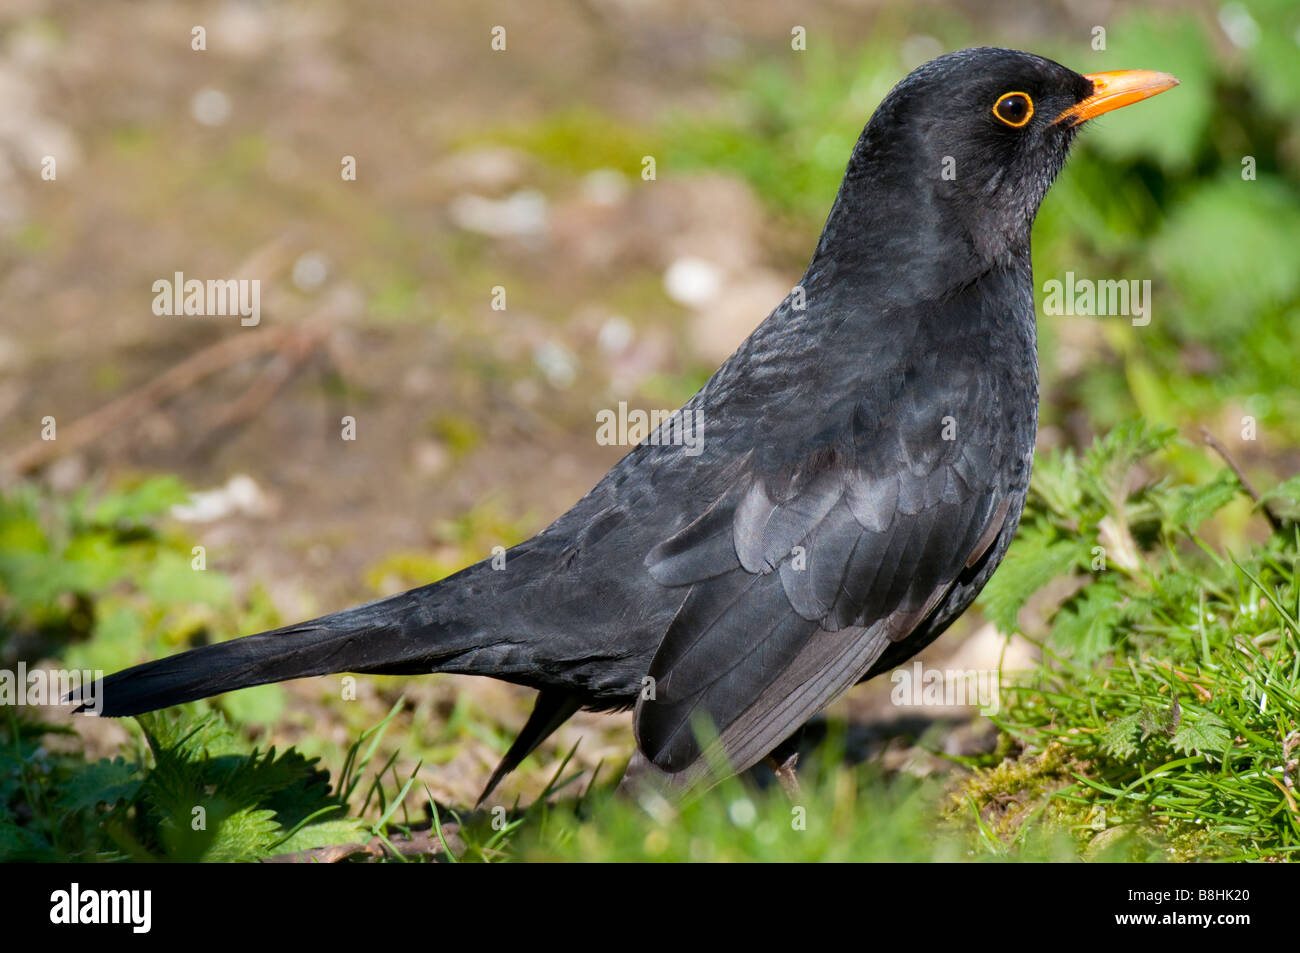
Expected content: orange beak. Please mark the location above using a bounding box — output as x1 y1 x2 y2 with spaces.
1055 69 1180 125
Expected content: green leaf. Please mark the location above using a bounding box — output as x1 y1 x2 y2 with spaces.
140 550 233 608
978 529 1085 634
1079 421 1177 491
0 819 55 861
90 476 190 527
1160 470 1242 532
67 603 146 675
272 818 370 856
219 683 287 729
192 806 282 862
54 757 141 812
1049 581 1124 664
1264 474 1300 504
1171 712 1230 757
1101 713 1142 760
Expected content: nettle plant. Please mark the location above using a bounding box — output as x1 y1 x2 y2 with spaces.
973 423 1300 859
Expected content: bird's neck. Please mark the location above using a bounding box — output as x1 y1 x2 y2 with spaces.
805 134 1020 303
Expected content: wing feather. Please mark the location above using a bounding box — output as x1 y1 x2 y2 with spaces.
634 359 1018 784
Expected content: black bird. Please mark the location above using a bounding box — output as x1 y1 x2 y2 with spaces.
82 49 1177 801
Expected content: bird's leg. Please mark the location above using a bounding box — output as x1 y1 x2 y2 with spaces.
765 750 802 800
763 727 806 800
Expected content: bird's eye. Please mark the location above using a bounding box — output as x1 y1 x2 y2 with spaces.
993 92 1034 128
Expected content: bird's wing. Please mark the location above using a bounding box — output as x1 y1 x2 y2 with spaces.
634 361 1014 782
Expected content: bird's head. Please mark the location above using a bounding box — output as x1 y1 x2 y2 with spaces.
816 48 1178 289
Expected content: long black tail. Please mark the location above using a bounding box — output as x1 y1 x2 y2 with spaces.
81 583 480 717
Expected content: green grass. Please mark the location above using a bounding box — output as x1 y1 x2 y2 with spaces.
976 424 1300 861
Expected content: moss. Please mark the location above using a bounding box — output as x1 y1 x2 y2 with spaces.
427 412 482 459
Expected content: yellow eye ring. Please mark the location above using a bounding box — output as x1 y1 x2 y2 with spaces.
993 91 1034 128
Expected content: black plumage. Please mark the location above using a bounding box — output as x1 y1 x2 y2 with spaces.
81 48 1178 800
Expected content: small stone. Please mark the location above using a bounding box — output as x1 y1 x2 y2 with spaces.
191 88 232 127
663 256 722 308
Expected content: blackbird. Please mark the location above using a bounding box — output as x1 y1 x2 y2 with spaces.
82 48 1178 800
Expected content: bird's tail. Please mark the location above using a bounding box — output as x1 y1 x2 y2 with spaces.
78 582 482 718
